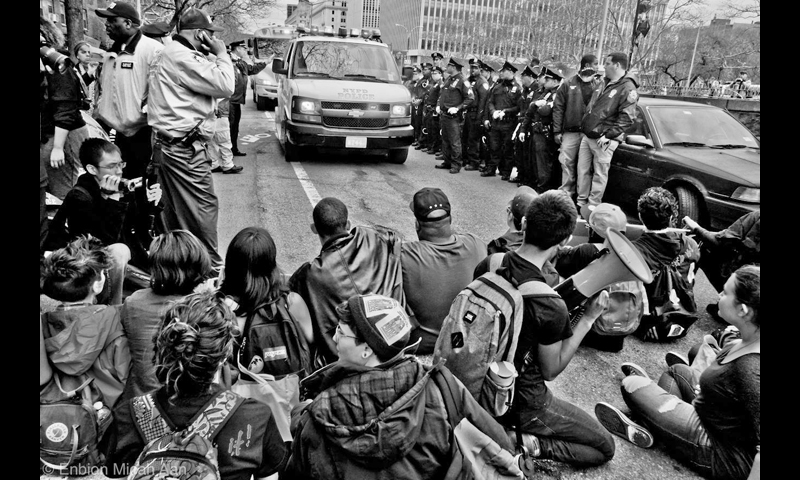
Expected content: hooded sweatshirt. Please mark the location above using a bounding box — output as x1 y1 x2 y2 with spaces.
633 230 700 314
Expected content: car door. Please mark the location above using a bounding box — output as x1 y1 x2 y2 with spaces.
606 106 661 212
275 43 294 145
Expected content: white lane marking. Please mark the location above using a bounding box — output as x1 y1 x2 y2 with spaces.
264 111 275 121
290 162 322 208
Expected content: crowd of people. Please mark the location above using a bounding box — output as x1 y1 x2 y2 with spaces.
40 4 759 480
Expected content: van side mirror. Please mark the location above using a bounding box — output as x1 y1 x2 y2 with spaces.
626 135 654 148
272 58 287 75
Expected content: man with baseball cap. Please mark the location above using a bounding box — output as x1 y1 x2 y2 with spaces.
147 7 233 270
141 21 173 44
95 2 164 246
435 58 474 173
401 187 486 358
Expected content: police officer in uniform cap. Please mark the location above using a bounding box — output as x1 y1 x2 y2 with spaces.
462 59 490 171
520 66 563 192
435 57 474 174
431 52 445 75
421 65 443 155
477 60 495 169
415 63 434 150
483 61 521 179
511 65 539 186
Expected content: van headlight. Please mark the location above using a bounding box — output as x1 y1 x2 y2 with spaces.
391 103 410 117
292 97 322 123
731 187 759 203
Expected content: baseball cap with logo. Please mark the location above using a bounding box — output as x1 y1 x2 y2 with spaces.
588 203 628 239
95 2 141 25
410 187 451 222
345 294 414 359
141 21 171 38
177 8 223 32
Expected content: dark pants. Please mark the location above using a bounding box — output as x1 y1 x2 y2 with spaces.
424 108 441 151
440 114 464 168
533 132 560 191
229 102 243 152
464 110 482 167
411 104 424 141
116 126 160 241
488 121 515 176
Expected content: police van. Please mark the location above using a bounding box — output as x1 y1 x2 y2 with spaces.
270 25 413 163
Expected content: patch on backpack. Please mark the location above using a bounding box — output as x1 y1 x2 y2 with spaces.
463 311 477 324
263 346 288 361
451 332 464 349
46 423 68 443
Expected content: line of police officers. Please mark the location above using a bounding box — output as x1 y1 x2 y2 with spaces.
404 54 565 191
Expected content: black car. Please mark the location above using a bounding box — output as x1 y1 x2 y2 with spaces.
603 96 760 230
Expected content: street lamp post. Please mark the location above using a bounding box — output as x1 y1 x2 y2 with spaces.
395 23 422 65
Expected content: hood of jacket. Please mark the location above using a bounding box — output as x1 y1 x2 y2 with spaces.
635 230 687 268
306 356 432 468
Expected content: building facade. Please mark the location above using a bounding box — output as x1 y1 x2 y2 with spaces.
285 0 381 30
40 0 109 48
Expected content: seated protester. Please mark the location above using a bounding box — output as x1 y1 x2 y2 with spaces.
118 229 215 407
473 190 615 468
631 187 701 342
595 265 760 480
43 138 162 305
487 185 560 286
40 235 131 408
105 291 289 479
289 197 411 366
401 187 487 359
553 203 648 352
286 294 518 479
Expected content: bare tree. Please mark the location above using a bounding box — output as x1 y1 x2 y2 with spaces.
143 0 279 39
724 0 760 20
64 0 85 54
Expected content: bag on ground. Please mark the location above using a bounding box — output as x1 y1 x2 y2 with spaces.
590 280 648 337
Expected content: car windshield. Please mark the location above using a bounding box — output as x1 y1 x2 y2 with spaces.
649 106 759 148
254 38 290 61
291 40 401 84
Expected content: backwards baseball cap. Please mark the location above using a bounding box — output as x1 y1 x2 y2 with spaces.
410 187 451 222
588 203 628 239
95 2 140 25
177 8 223 32
510 186 539 222
346 294 414 359
141 21 171 38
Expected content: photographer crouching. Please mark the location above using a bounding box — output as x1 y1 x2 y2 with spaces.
43 138 162 305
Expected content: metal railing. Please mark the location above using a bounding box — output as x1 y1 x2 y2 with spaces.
637 83 760 99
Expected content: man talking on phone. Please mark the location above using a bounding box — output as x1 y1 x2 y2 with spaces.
147 8 234 272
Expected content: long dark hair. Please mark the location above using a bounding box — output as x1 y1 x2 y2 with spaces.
220 226 285 313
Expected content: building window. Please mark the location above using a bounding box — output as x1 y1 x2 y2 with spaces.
342 1 347 6
48 3 54 14
83 9 89 30
60 13 66 24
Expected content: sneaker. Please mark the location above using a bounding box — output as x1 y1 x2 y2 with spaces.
665 351 689 367
620 362 650 379
594 402 654 448
222 165 244 174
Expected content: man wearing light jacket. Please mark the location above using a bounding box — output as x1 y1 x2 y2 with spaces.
578 52 639 213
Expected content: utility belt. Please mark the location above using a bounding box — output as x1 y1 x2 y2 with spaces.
531 121 552 134
493 116 515 123
156 121 206 147
466 107 478 113
565 126 582 133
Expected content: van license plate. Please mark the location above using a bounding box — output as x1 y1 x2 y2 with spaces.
346 136 368 148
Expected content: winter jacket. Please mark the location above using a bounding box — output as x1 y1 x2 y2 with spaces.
438 73 474 112
552 74 602 134
467 74 491 120
581 74 639 140
520 86 558 134
42 304 131 408
230 57 267 104
288 226 409 365
286 357 514 480
487 79 521 122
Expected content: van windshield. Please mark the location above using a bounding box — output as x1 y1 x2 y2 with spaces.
291 40 401 84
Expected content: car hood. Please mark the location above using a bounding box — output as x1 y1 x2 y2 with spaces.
293 79 411 103
663 146 760 187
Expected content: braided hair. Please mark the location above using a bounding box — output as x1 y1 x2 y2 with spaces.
41 236 110 302
154 291 237 404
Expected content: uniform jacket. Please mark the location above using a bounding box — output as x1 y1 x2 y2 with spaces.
288 226 409 364
287 357 514 480
423 79 442 107
437 73 474 112
516 84 537 122
467 74 490 120
230 57 267 104
147 36 235 140
487 79 521 122
552 74 602 134
42 304 131 408
581 74 639 140
96 30 163 137
521 85 558 133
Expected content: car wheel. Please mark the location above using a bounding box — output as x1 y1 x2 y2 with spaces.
388 148 408 164
256 95 268 111
284 141 301 162
673 185 701 224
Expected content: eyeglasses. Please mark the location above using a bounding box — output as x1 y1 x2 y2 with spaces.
98 161 126 171
334 323 358 341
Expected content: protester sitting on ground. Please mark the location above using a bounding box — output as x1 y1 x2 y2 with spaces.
117 229 215 407
473 190 616 468
105 291 289 479
683 210 760 321
40 235 131 408
595 265 760 480
289 197 411 366
43 138 162 304
401 187 487 360
630 187 701 342
286 294 520 479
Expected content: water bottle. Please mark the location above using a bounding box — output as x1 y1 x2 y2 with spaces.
94 401 112 431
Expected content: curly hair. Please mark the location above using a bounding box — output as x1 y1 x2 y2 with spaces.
41 236 110 302
148 230 213 296
154 291 238 404
220 227 285 314
637 187 678 230
732 265 760 327
523 190 577 249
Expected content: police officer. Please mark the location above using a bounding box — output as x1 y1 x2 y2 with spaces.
431 52 445 72
520 66 563 192
463 59 490 171
477 61 495 170
511 65 539 186
435 57 474 174
410 65 425 146
415 63 434 150
421 66 444 155
483 61 521 179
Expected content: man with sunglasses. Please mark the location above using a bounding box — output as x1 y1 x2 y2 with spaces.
147 8 234 271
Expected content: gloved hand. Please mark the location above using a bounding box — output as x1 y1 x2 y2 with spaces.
435 105 441 115
519 132 526 142
447 107 459 115
534 99 546 108
554 133 563 145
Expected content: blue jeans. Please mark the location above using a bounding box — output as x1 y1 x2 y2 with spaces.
518 389 615 466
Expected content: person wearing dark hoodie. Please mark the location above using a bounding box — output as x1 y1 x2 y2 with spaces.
286 294 519 479
577 51 639 213
631 187 701 342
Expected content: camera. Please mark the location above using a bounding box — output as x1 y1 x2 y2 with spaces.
119 177 143 193
40 44 68 72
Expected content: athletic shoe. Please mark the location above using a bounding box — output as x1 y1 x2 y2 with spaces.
595 402 654 448
665 351 689 367
621 362 650 379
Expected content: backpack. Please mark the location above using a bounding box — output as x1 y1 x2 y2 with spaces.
40 372 112 476
432 365 525 480
230 295 312 441
433 253 558 417
590 280 648 337
127 390 244 480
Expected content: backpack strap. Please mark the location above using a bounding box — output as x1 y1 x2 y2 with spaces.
131 393 173 443
516 280 558 297
188 390 244 442
431 365 463 431
488 253 506 274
